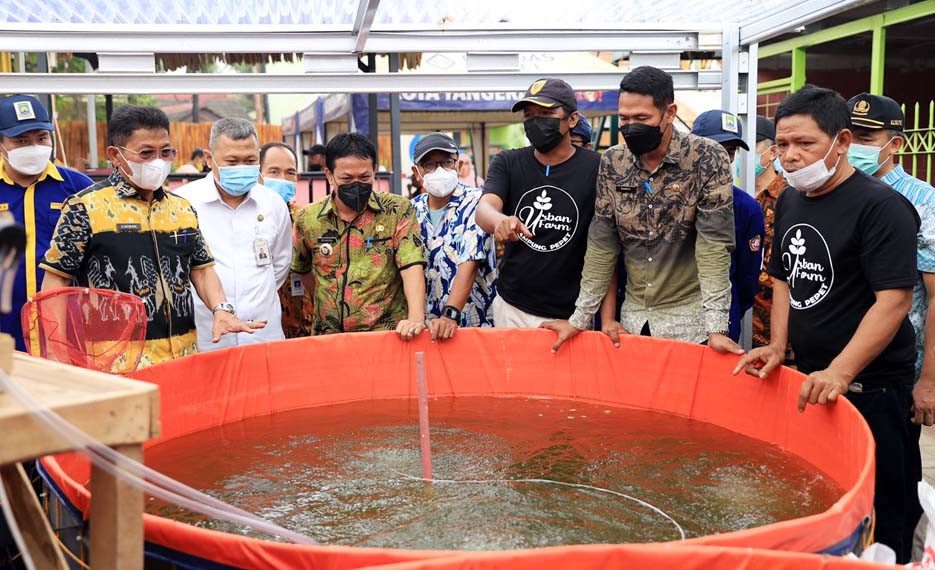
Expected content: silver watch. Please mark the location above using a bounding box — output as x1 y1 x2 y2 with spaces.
212 303 235 315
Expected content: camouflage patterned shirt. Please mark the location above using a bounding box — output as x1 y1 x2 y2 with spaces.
568 131 735 342
291 191 426 335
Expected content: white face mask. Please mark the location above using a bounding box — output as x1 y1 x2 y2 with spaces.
2 144 51 176
422 167 459 198
119 151 171 191
782 133 841 193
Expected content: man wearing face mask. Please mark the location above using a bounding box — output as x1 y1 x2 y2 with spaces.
735 86 921 562
570 113 593 150
847 93 935 432
546 66 737 355
0 94 93 351
750 115 790 351
410 133 497 340
175 118 291 352
304 144 326 172
260 141 315 339
690 110 765 344
477 78 601 327
292 133 427 338
41 105 261 368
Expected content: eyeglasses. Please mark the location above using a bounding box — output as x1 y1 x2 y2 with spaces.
119 146 178 161
419 158 457 173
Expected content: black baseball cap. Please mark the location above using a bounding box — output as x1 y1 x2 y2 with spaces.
412 132 459 164
511 78 578 113
0 95 53 138
756 115 776 143
848 93 904 132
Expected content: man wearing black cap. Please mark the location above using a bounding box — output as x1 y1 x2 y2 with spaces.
0 94 93 351
571 114 593 150
411 132 497 340
690 110 765 344
546 66 737 355
847 93 935 429
476 78 601 327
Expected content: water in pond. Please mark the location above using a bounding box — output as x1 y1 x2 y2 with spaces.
144 397 842 549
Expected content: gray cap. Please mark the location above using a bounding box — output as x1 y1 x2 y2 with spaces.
413 132 459 164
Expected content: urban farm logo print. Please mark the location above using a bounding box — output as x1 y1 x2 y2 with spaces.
514 186 579 253
780 224 834 310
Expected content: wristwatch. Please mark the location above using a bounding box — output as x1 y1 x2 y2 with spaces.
441 305 462 322
212 303 235 315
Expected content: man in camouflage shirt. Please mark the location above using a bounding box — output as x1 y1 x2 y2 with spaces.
292 133 427 337
546 67 739 354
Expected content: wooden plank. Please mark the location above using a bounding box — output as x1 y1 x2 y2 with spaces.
0 463 69 570
0 354 159 465
90 444 144 570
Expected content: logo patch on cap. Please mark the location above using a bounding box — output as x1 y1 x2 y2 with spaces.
530 80 547 95
721 113 738 134
14 101 36 121
853 100 870 115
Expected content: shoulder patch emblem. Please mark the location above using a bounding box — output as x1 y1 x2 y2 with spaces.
749 235 762 252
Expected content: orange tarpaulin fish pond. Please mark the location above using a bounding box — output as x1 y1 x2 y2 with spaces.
39 329 876 569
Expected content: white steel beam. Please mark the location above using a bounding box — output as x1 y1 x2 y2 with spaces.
1 70 722 95
739 0 869 45
0 25 708 55
364 30 701 53
352 0 381 53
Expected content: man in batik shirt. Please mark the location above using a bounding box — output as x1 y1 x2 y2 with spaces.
291 133 427 339
411 133 497 340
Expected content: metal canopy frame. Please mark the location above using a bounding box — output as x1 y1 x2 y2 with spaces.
0 0 865 97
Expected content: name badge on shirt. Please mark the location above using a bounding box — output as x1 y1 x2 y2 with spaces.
254 238 272 266
0 204 9 212
615 185 637 193
290 273 305 297
50 202 63 210
117 223 141 232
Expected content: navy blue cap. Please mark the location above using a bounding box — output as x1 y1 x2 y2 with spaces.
0 95 53 138
412 132 459 164
572 114 593 141
690 109 749 151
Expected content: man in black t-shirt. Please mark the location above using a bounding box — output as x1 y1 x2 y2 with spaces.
734 85 921 563
477 78 601 326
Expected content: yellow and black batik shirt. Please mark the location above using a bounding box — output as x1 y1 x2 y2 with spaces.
40 171 214 368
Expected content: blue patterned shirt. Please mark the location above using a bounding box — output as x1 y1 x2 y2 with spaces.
413 184 497 327
882 165 935 382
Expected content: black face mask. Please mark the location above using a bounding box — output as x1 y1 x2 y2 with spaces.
337 181 373 213
524 116 565 153
621 119 667 156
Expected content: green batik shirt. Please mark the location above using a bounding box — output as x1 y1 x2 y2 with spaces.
291 191 426 335
568 131 735 342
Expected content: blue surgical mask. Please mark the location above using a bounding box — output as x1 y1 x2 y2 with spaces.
264 178 296 203
755 153 767 178
773 157 784 175
847 139 894 176
217 165 260 196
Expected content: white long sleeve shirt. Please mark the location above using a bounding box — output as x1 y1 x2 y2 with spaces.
174 175 292 352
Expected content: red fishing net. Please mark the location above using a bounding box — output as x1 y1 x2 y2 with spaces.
21 287 147 374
